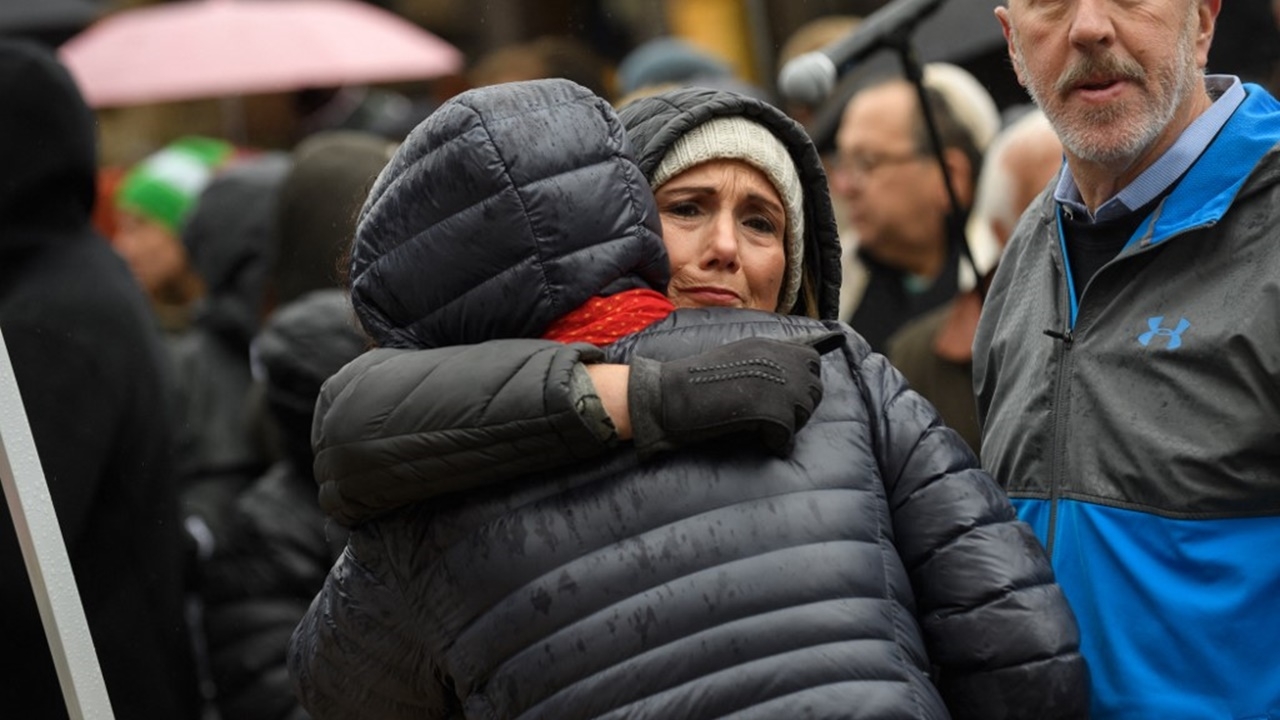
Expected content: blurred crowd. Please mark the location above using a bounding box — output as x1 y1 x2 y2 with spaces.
2 0 1280 717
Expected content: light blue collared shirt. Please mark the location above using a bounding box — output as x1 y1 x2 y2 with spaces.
1054 75 1244 223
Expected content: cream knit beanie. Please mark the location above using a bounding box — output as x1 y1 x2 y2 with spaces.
651 116 805 313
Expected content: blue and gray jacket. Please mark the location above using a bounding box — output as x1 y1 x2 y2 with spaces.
975 83 1280 719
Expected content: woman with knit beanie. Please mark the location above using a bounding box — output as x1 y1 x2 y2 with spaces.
290 78 1087 719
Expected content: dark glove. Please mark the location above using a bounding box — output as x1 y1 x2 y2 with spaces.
628 332 842 460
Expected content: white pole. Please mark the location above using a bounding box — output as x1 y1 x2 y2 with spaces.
0 328 115 720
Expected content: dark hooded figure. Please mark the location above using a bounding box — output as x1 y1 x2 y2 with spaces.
270 131 395 309
289 79 1087 720
169 152 292 545
0 39 200 719
200 289 365 720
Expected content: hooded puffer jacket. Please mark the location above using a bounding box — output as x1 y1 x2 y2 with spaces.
346 79 668 350
617 85 843 321
290 79 1087 720
310 85 843 526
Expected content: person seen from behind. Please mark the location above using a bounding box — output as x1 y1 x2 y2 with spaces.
200 289 365 720
0 38 201 720
171 152 292 549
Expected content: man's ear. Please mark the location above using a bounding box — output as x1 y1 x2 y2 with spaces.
994 6 1026 87
1195 0 1222 68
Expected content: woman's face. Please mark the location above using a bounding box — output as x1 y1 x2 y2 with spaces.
655 159 787 312
112 210 190 297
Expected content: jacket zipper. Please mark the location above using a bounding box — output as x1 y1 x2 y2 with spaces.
1041 188 1222 556
1045 327 1073 557
1041 223 1180 558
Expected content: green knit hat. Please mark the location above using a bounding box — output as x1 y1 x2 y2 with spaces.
115 136 235 233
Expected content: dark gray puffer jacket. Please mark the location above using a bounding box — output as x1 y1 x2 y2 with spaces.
289 80 1087 719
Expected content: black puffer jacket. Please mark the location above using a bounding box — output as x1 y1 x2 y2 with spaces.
290 80 1087 719
346 80 667 350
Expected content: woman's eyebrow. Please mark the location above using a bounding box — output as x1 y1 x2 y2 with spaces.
743 192 784 214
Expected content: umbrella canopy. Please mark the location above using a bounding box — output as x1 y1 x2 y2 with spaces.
59 0 464 108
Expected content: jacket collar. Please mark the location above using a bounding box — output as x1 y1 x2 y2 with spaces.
1133 83 1280 248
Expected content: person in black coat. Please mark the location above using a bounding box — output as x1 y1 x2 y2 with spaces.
0 39 200 719
171 151 292 551
289 79 1088 719
200 289 365 720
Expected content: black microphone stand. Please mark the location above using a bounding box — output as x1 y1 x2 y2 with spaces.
886 34 985 302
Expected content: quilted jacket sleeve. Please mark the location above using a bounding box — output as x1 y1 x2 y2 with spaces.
856 349 1089 719
288 522 458 719
312 339 613 527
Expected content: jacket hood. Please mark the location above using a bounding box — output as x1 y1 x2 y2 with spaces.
350 78 668 349
0 39 97 245
253 288 367 475
617 86 843 320
184 151 292 347
273 130 394 307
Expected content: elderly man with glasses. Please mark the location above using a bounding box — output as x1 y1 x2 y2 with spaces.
830 63 1000 352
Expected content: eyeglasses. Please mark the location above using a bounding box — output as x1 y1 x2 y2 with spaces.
834 149 924 179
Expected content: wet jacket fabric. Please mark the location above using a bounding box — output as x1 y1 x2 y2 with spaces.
0 39 199 719
290 80 1086 719
298 316 1087 720
201 290 362 720
974 83 1280 719
345 81 668 351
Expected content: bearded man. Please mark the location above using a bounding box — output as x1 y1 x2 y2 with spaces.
974 0 1280 716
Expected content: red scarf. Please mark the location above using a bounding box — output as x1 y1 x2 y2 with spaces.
542 289 675 346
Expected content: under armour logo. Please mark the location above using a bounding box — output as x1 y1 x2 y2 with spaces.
1138 316 1191 349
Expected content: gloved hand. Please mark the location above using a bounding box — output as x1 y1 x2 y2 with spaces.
628 332 842 460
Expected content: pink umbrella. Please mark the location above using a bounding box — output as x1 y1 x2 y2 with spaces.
59 0 464 108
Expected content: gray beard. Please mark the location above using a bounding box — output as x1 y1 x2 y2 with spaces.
1012 29 1200 168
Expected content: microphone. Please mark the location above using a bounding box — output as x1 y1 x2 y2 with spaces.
777 0 949 105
